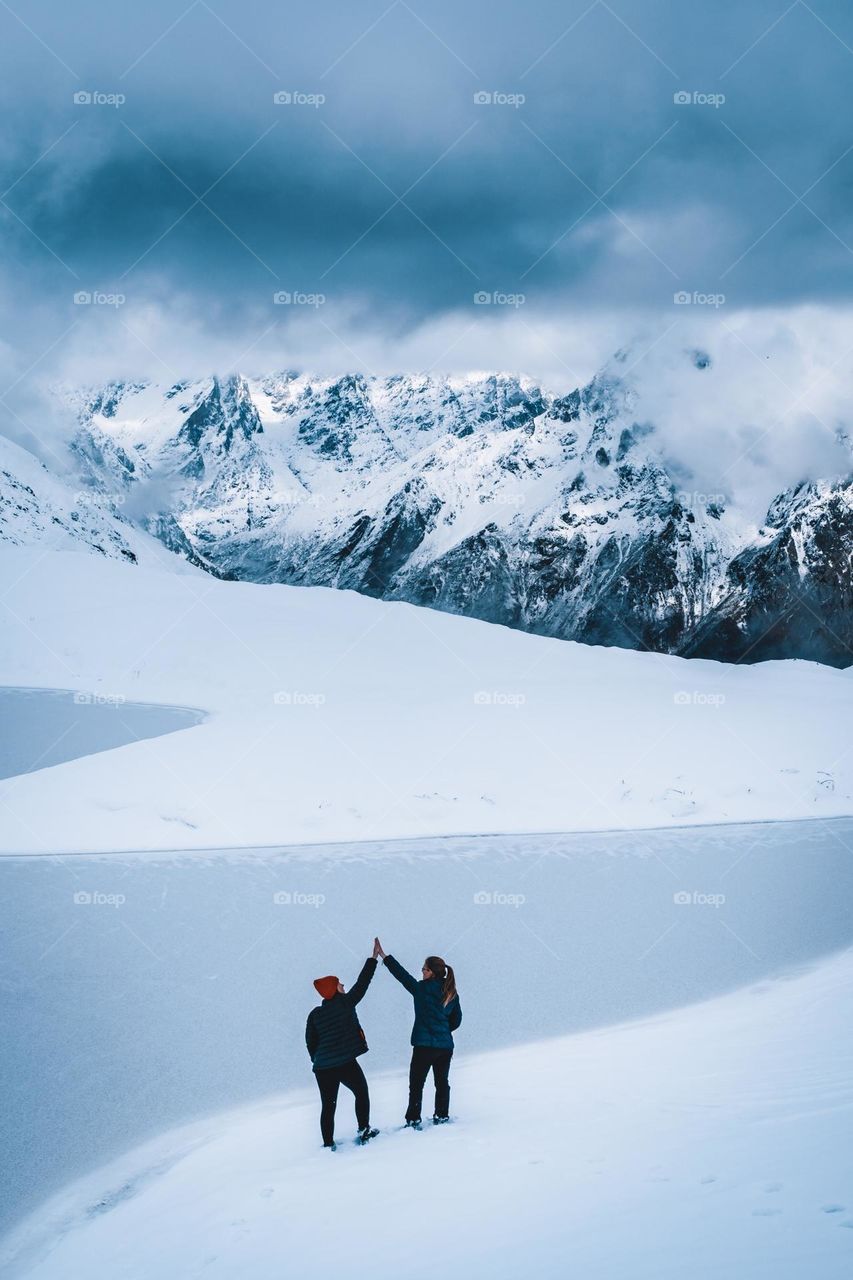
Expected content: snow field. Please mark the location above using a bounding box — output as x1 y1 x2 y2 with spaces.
4 947 852 1280
1 543 851 854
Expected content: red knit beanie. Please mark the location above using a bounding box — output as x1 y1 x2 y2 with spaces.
314 975 339 1000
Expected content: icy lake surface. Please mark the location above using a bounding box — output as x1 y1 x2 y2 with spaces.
2 817 852 1232
0 687 205 780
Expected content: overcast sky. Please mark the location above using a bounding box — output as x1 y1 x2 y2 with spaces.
2 0 853 502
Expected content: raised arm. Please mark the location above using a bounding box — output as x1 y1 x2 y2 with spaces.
383 953 418 995
347 956 378 1006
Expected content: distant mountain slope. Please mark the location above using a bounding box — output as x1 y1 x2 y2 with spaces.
0 434 144 565
42 362 853 666
685 479 853 666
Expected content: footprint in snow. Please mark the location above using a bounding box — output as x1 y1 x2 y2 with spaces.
821 1204 845 1214
700 1176 717 1185
259 1187 275 1199
752 1208 782 1217
764 1182 783 1193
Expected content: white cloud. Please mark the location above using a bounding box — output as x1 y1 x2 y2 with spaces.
2 291 851 521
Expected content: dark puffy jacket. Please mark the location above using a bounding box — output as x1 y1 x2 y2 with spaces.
305 958 377 1071
384 955 462 1049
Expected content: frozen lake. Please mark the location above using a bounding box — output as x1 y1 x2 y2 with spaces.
0 687 205 781
2 817 852 1234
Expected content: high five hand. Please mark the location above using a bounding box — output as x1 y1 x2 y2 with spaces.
372 936 386 960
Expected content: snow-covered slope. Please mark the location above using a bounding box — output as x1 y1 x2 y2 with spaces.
1 538 851 854
0 435 148 565
2 399 851 1280
64 363 853 665
4 946 852 1280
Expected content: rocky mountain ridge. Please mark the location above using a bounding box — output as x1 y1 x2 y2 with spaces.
4 360 849 666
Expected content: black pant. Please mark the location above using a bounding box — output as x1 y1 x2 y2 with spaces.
315 1059 370 1145
406 1046 453 1122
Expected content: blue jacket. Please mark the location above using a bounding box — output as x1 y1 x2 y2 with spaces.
384 955 462 1049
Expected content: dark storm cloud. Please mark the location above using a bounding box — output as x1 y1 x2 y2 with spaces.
4 0 853 325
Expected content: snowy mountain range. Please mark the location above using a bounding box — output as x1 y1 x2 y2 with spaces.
4 357 851 666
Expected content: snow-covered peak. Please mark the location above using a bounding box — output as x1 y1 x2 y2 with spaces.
31 366 853 666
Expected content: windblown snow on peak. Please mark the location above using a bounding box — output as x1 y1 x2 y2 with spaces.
9 362 852 666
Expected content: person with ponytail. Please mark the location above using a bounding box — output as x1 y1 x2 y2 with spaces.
373 937 461 1127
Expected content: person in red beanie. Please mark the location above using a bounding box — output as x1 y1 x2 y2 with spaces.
305 940 382 1149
